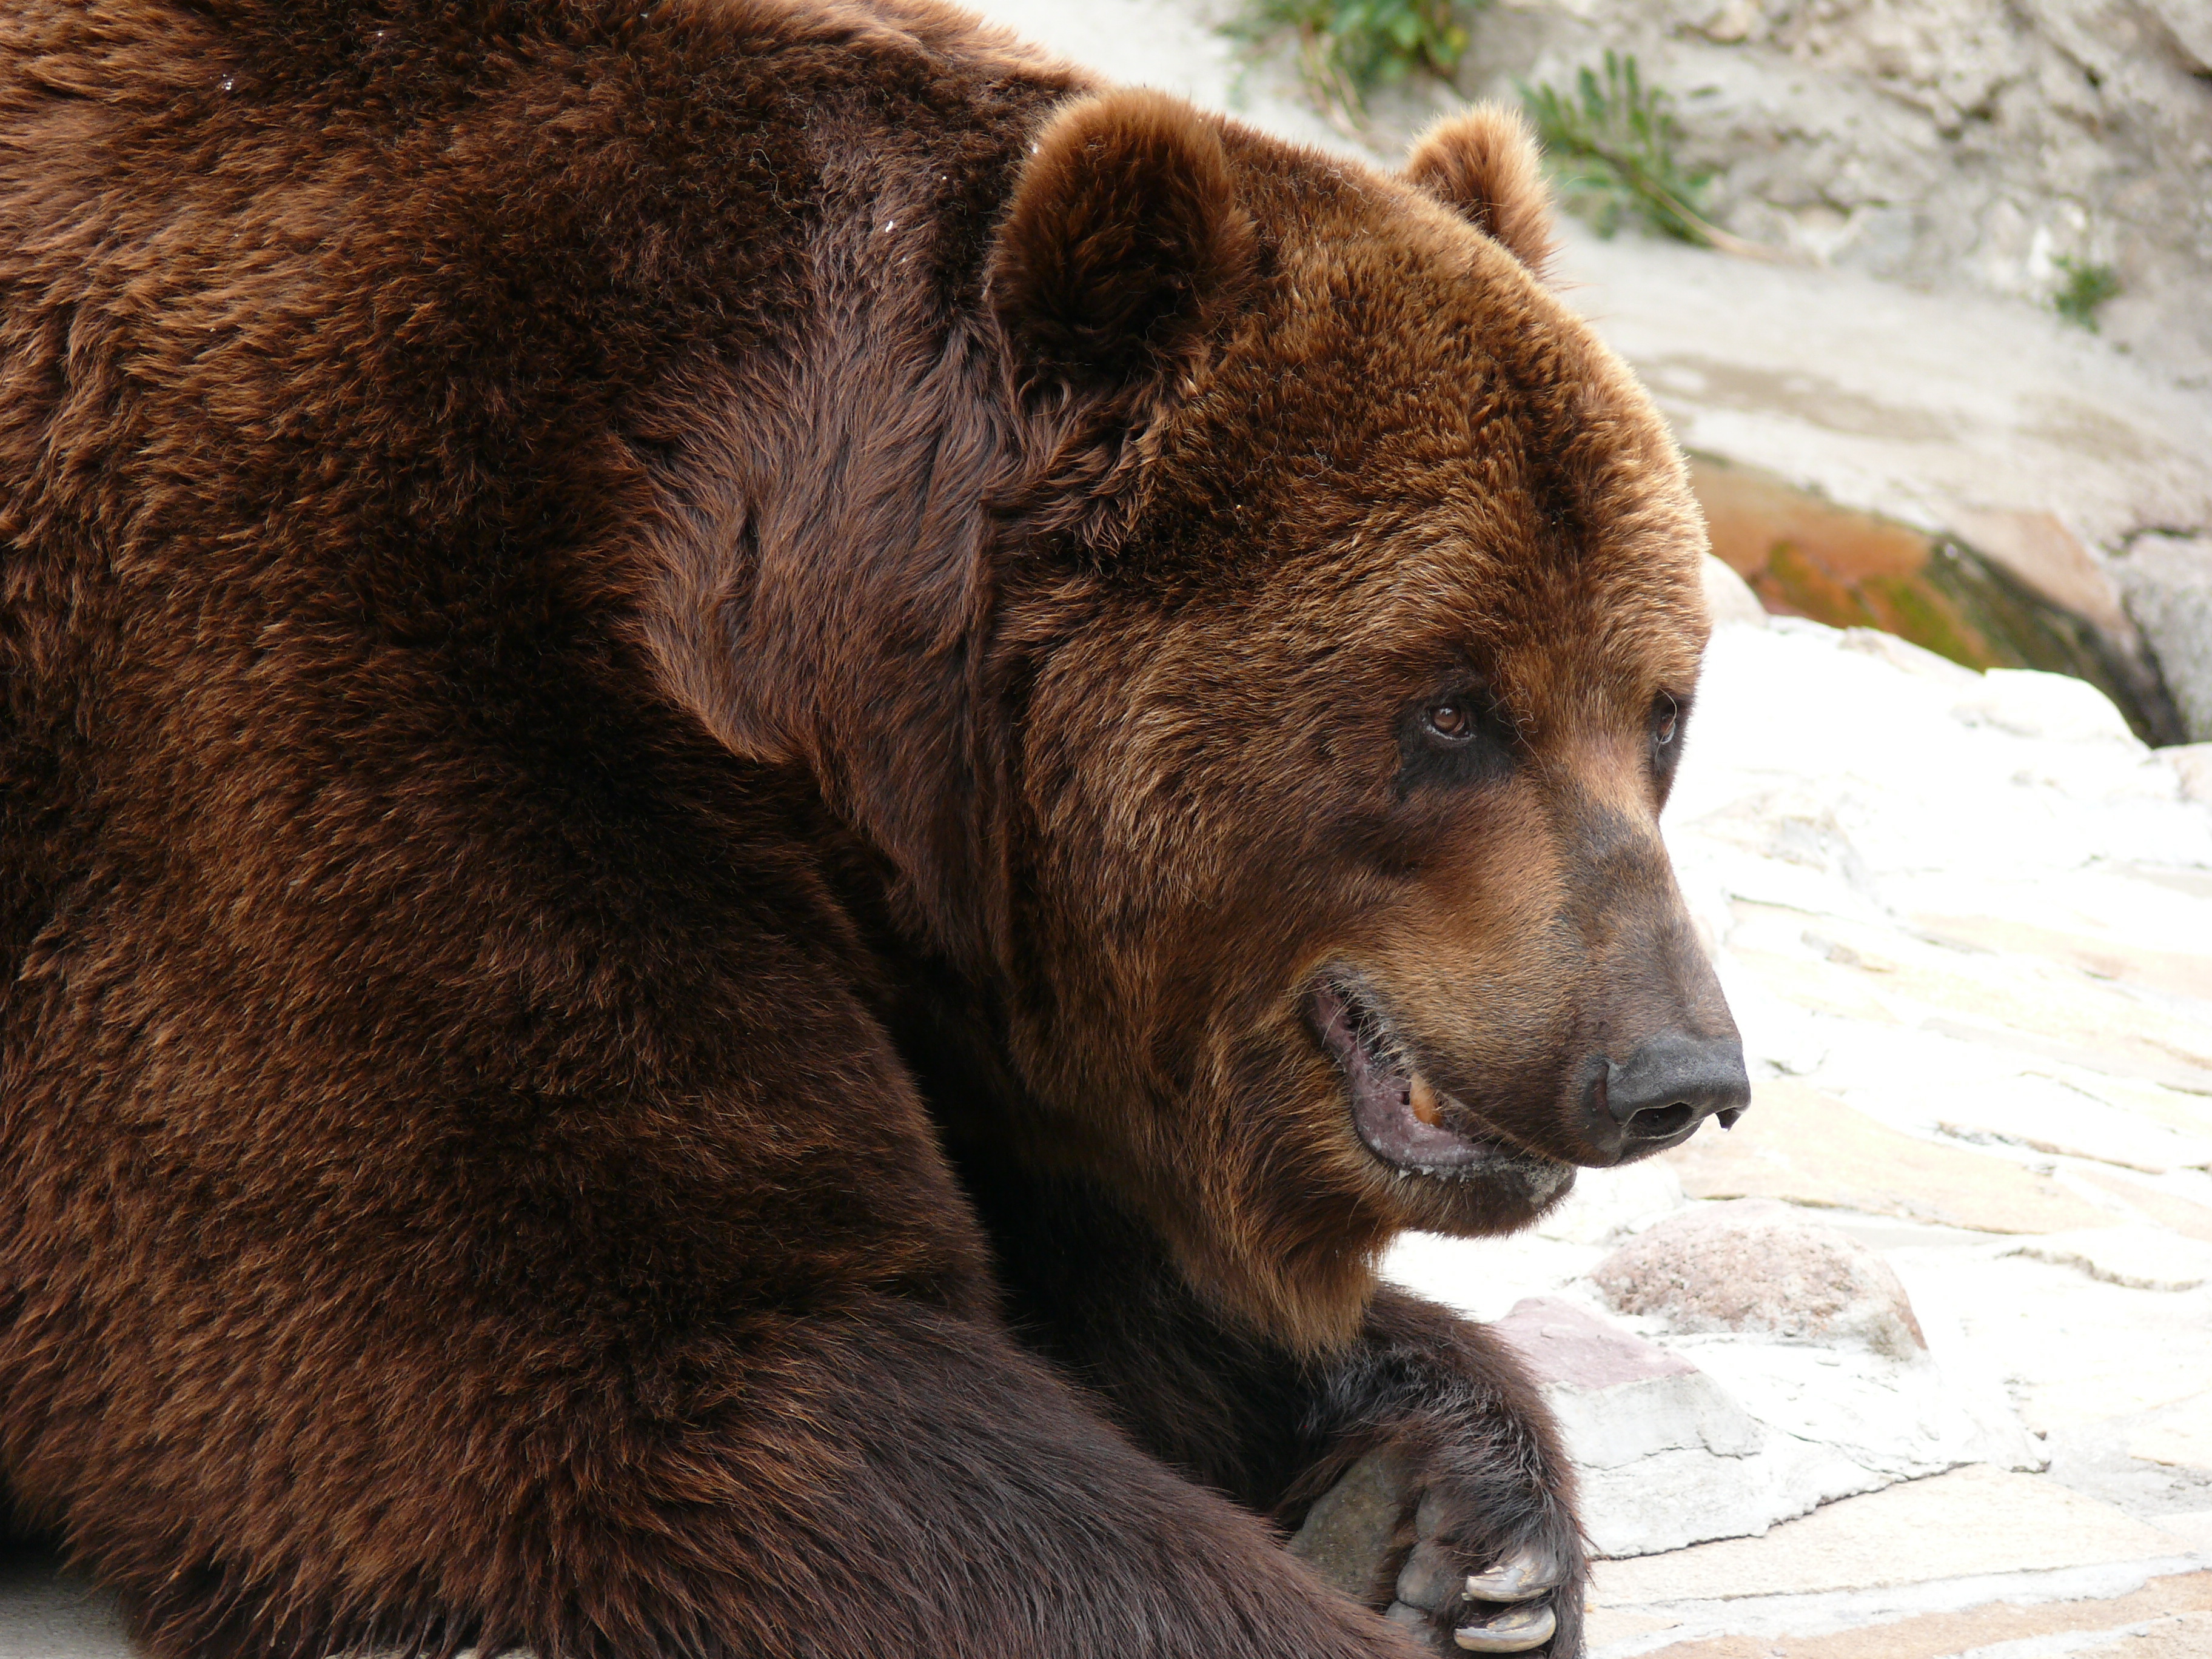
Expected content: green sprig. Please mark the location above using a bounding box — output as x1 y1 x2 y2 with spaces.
2051 256 2120 332
1230 0 1472 121
1520 52 1718 246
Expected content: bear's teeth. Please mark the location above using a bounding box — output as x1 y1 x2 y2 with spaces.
1409 1071 1443 1127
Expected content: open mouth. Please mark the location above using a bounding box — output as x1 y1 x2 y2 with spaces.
1305 977 1571 1193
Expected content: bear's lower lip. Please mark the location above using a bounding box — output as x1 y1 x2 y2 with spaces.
1304 978 1568 1187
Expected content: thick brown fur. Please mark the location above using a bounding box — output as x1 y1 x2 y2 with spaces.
1 3 1735 1657
1405 105 1559 278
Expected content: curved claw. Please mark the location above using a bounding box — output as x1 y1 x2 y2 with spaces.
1462 1547 1556 1604
1453 1601 1557 1653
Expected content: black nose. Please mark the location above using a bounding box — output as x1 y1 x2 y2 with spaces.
1603 1033 1751 1150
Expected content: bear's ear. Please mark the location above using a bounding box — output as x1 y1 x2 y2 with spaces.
990 89 1256 408
1404 104 1557 277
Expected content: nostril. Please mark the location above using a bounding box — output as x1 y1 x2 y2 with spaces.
1623 1102 1695 1142
1601 1033 1752 1145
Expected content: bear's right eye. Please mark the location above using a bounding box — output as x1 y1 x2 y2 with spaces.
1425 699 1472 740
1398 686 1514 796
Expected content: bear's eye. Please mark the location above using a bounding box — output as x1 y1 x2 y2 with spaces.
1397 685 1513 796
1425 699 1473 740
1652 693 1678 748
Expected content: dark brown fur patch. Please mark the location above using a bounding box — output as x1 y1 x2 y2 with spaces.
991 88 1257 399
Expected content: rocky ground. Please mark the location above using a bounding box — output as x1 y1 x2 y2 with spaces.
5 3 2209 1656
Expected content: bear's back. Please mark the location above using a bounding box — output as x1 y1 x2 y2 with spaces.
0 0 1081 1004
0 0 1073 1423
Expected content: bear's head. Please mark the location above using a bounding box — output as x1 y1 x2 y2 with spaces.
979 92 1747 1344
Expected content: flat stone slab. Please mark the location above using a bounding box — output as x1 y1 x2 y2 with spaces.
1594 1465 2202 1605
2077 1609 2212 1659
2131 1416 2212 1476
1483 1296 2038 1560
1589 1570 2212 1659
1488 1299 1803 1560
2080 1168 2212 1245
1490 1295 1706 1392
2006 1226 2212 1293
1933 1089 2212 1182
1910 911 2212 1014
2160 1513 2212 1557
1921 1253 2212 1435
0 1552 130 1659
1664 1078 2119 1235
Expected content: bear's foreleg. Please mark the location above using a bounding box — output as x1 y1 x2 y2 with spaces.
90 1294 1433 1659
1283 1289 1585 1658
967 1181 1584 1657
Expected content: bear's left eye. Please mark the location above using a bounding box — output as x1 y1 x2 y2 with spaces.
1652 693 1678 748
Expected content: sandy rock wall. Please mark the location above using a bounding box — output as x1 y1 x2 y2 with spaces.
1455 0 2212 384
2113 532 2212 742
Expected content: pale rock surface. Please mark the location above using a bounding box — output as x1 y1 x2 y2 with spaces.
1591 1574 2212 1659
1679 1333 2043 1484
2161 1513 2212 1558
2077 1610 2212 1659
1435 1282 2044 1559
0 1554 127 1659
1593 1464 2201 1603
1487 1296 1792 1560
2169 743 2212 806
2007 1225 2212 1293
2131 1412 2212 1478
1531 1157 1687 1245
1661 1079 2120 1235
1590 1199 1927 1358
1923 1254 2212 1436
1952 667 2147 748
2075 1164 2212 1245
1836 625 1980 688
2113 531 2212 742
1453 0 2212 383
1698 552 1767 630
1586 1467 2210 1655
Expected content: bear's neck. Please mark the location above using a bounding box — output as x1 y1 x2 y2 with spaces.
636 202 1024 973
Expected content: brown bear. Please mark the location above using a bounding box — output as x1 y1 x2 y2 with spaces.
0 1 1748 1655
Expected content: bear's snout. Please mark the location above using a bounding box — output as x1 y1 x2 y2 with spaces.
1581 1030 1751 1164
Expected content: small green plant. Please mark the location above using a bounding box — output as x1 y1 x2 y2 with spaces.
1230 0 1471 122
2051 256 2120 331
1520 52 1719 246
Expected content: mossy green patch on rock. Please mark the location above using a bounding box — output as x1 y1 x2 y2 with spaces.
1691 457 2184 745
